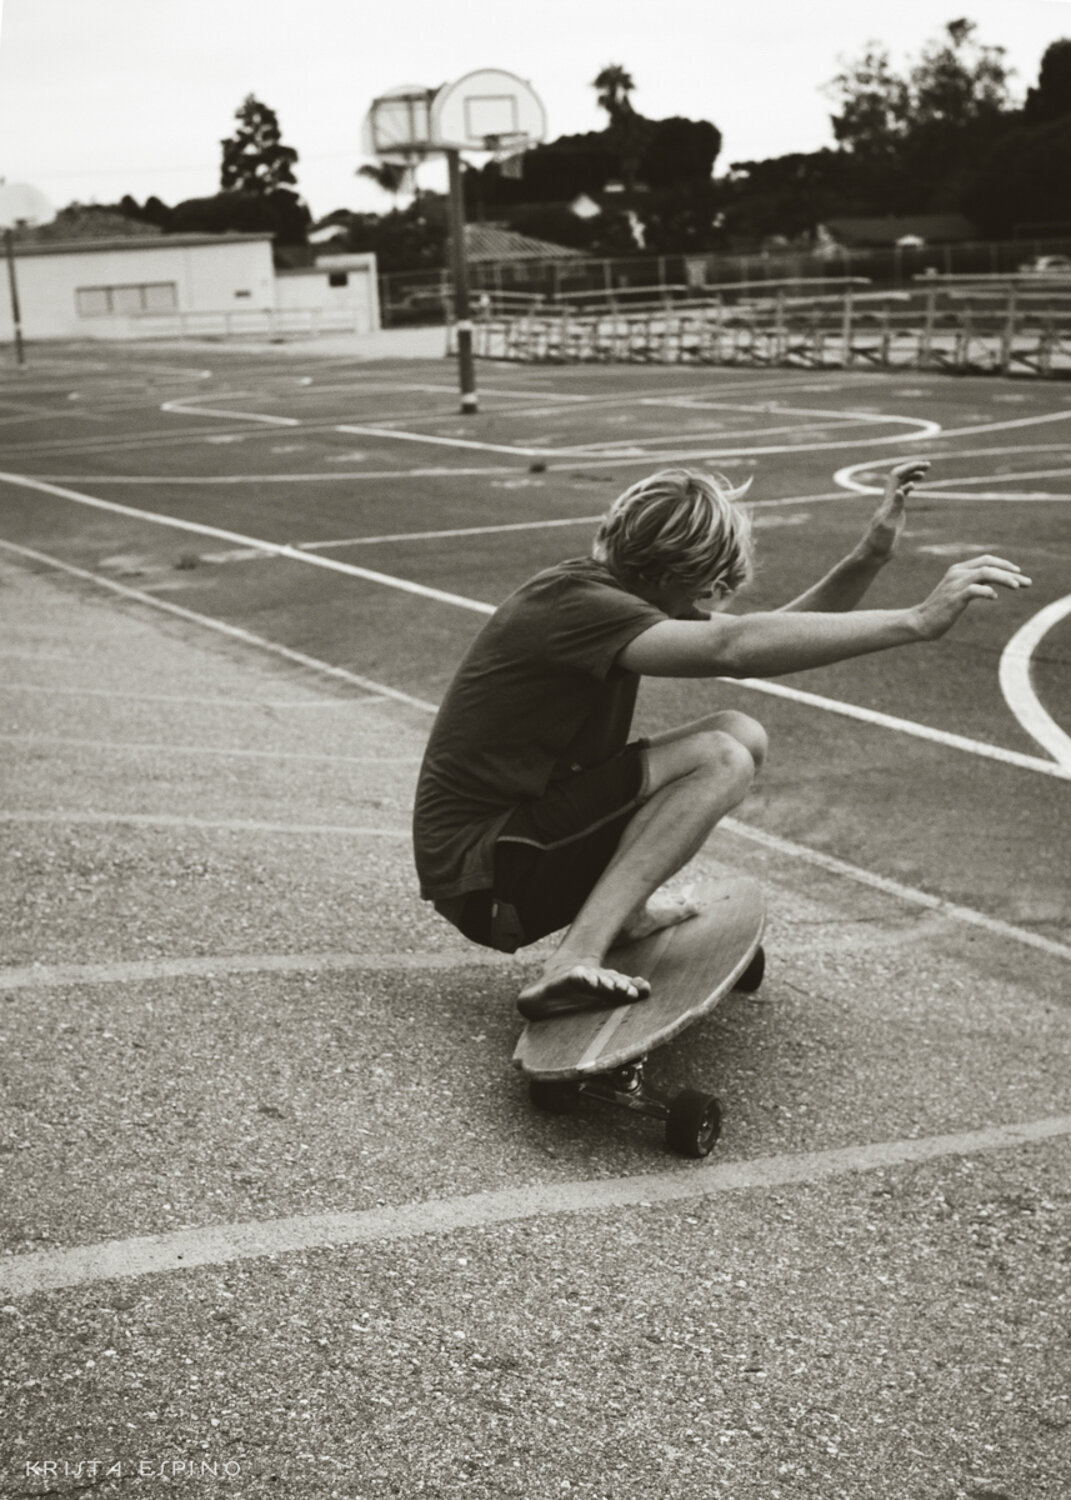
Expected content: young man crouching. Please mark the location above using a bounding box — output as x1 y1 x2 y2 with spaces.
413 462 1029 1020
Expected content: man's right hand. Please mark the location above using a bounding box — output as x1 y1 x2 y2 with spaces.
910 555 1032 640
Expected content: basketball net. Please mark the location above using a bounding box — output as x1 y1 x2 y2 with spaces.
485 133 529 179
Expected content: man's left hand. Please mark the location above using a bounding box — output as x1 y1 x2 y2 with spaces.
861 459 932 562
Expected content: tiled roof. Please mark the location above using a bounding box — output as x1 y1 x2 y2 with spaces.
463 224 582 261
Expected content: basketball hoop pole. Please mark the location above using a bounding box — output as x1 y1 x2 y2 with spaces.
445 148 478 414
3 230 25 368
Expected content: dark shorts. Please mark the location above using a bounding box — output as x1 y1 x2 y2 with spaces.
437 743 648 953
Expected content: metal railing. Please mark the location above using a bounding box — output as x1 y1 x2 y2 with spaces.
121 306 371 340
450 275 1071 377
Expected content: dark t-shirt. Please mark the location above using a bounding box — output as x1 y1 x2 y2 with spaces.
412 558 667 899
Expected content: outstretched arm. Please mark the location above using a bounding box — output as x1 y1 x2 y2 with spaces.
617 554 1031 679
778 459 931 613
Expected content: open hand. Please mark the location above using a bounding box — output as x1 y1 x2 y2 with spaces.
863 459 932 561
912 554 1032 640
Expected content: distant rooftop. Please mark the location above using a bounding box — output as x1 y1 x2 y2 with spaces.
463 223 582 262
9 232 274 258
823 214 978 247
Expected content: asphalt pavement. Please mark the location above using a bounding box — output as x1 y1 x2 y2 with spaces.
1 521 1069 1499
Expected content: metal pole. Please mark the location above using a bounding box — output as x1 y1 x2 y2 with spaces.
445 147 477 414
4 229 26 367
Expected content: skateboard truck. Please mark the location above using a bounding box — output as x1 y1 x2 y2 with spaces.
529 1057 724 1158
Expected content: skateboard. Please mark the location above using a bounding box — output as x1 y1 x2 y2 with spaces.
512 876 766 1158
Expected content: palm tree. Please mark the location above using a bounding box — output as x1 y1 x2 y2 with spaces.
593 65 636 126
593 66 642 191
357 161 412 203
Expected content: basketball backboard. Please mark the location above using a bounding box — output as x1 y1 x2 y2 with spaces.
0 181 55 230
361 84 436 163
430 69 546 154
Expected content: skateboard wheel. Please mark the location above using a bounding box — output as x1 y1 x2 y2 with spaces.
665 1088 722 1158
529 1078 579 1114
734 945 765 994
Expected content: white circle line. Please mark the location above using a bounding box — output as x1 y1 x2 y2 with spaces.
999 595 1071 768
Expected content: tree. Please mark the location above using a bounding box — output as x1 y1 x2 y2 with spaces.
826 19 1015 211
592 65 636 125
827 43 910 157
357 161 411 204
964 114 1071 235
592 64 646 190
909 19 1010 128
1024 38 1071 125
221 94 300 193
218 94 310 247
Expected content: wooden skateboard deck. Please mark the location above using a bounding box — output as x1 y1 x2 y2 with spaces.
511 876 766 1158
513 876 765 1080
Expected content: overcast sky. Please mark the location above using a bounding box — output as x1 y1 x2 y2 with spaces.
1 0 1069 222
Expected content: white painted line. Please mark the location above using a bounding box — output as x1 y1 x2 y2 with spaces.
6 535 1065 967
3 1116 1068 1298
0 539 440 712
0 949 504 993
35 468 521 484
0 733 420 766
725 674 1071 780
337 413 941 466
4 524 1064 781
160 398 300 427
999 595 1071 768
0 810 410 835
936 409 1071 440
0 476 494 617
296 496 872 553
835 455 1071 503
0 682 379 709
721 818 1071 962
922 466 1071 489
548 422 940 472
300 516 603 550
337 423 546 457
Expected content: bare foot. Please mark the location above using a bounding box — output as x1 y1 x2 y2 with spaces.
517 961 651 1022
618 890 701 943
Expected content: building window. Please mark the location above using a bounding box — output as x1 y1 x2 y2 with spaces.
328 271 349 288
75 282 178 317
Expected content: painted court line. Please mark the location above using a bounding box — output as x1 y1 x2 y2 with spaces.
729 674 1071 781
0 949 503 994
0 473 490 616
3 1116 1068 1299
2 525 1065 785
0 537 444 707
0 811 410 836
4 540 1067 967
721 818 1071 964
0 732 421 766
0 682 377 709
999 595 1071 768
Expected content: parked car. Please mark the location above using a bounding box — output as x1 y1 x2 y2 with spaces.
1017 254 1071 274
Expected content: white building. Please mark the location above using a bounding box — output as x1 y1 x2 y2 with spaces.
0 233 380 341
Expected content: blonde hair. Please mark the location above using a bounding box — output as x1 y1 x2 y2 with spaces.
593 468 754 596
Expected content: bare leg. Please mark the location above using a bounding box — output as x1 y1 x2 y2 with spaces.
517 713 765 1019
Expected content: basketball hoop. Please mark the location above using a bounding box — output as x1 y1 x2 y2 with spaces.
363 70 547 414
